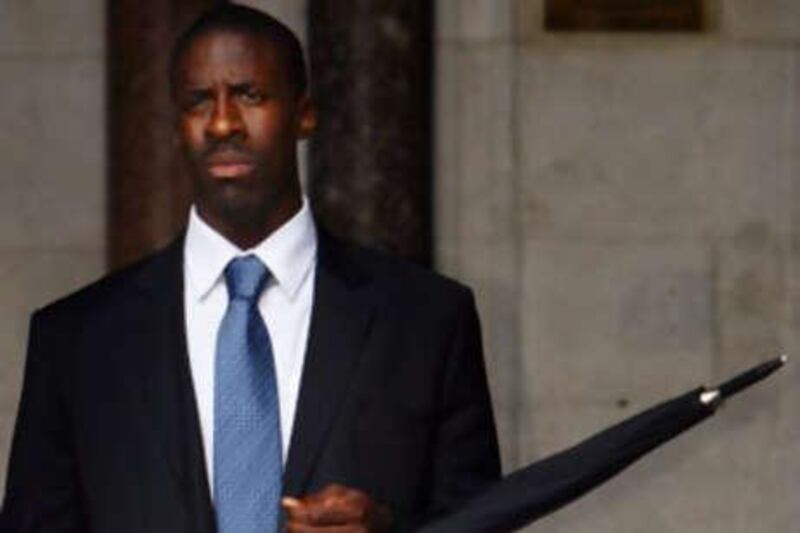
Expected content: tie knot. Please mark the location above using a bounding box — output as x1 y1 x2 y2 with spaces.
224 255 270 302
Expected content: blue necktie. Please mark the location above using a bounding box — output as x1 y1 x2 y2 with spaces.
214 255 282 533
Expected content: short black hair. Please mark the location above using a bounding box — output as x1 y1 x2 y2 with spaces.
169 2 307 98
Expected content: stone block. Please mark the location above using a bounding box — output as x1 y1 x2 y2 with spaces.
437 0 514 43
514 0 546 42
715 239 793 371
0 58 104 249
0 248 105 495
789 51 800 298
0 0 103 57
518 242 714 457
435 44 515 267
434 43 462 273
518 42 795 243
720 0 800 41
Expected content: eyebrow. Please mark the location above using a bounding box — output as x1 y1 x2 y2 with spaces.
229 82 258 93
181 79 261 91
184 87 213 100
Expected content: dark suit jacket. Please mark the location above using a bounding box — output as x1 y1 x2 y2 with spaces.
1 233 500 532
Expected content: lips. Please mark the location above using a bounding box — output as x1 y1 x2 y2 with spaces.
207 161 255 178
204 150 255 179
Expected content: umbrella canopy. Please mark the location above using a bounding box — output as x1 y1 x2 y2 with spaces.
419 356 786 533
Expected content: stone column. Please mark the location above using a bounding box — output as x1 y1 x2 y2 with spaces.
308 0 433 264
107 0 216 268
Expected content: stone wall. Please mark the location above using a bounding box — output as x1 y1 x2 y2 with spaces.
0 0 106 493
436 0 800 531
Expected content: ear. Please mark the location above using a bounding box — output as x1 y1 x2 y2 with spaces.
296 93 317 139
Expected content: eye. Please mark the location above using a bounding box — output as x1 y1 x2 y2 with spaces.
182 89 212 112
237 86 266 105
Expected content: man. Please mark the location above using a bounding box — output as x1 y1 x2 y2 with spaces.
1 4 500 532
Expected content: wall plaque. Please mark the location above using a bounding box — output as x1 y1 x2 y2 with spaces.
546 0 704 32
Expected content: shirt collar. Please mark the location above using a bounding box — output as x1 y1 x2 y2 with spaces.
184 197 317 301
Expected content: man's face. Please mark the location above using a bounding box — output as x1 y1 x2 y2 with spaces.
174 30 313 228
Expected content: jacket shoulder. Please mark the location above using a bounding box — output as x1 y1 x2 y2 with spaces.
35 240 181 323
323 237 474 306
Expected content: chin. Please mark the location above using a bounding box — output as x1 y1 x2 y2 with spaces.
194 172 296 230
217 196 268 225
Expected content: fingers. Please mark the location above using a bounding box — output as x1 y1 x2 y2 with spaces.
285 523 367 533
282 484 391 532
283 484 366 525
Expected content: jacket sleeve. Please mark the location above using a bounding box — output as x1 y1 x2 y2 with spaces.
1 311 87 532
427 289 501 518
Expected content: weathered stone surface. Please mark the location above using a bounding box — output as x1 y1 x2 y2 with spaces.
438 0 514 43
0 0 104 56
720 0 800 41
435 46 516 263
0 58 104 248
716 240 792 369
519 242 714 454
515 0 546 41
519 42 795 243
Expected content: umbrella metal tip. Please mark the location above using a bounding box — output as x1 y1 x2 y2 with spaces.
779 354 789 365
700 389 721 406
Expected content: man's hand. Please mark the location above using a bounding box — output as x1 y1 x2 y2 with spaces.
282 483 393 532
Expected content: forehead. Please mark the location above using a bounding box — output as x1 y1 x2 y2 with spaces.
177 30 283 86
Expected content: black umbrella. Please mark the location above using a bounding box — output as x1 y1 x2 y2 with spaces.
419 356 787 533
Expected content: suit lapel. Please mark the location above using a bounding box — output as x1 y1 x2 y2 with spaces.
283 235 376 495
129 238 216 532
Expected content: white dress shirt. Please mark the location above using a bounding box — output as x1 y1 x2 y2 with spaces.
183 199 317 492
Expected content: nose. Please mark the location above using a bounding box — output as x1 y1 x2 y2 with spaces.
206 91 244 140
